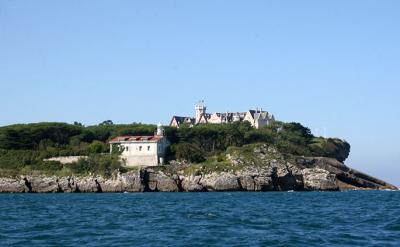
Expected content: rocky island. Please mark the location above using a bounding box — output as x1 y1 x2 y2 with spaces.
0 121 397 192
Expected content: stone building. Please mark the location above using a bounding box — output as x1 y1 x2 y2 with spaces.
109 124 169 167
169 116 196 128
170 101 275 129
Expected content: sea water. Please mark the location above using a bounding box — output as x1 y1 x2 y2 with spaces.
0 191 399 246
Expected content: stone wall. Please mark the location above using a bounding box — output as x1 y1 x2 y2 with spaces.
123 155 159 167
45 156 87 164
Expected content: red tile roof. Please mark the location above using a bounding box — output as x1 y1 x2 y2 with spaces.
109 135 162 143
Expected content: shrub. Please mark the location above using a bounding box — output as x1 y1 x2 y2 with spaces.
174 143 206 163
88 141 106 154
65 154 126 177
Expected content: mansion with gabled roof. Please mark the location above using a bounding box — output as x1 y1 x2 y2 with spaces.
170 101 275 129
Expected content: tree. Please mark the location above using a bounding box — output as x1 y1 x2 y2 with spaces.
73 121 83 126
174 143 205 163
88 141 106 154
99 120 114 126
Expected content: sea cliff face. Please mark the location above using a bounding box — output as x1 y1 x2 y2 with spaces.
0 145 396 193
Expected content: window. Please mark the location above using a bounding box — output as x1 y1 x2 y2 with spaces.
125 146 129 151
147 146 150 151
139 146 142 151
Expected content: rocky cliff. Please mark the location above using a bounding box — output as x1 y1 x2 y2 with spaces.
0 145 397 193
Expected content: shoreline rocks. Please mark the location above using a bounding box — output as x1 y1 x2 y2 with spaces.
0 146 397 193
0 159 396 193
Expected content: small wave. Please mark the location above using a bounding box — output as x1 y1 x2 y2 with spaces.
207 213 217 218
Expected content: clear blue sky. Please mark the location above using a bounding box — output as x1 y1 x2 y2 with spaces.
0 1 399 185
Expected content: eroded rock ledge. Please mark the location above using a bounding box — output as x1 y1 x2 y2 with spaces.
0 145 397 193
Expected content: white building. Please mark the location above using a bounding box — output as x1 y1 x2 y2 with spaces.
109 124 169 167
170 101 275 129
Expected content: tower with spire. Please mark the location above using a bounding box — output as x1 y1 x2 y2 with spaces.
195 100 206 124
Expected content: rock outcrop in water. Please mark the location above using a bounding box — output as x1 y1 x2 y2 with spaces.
0 145 397 193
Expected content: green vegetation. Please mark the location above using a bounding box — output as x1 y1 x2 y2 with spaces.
64 155 127 177
0 120 350 177
182 154 239 175
0 122 154 176
166 121 350 162
0 149 126 178
0 122 156 155
172 143 206 163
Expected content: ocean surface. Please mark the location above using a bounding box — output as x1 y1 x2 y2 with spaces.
0 191 399 247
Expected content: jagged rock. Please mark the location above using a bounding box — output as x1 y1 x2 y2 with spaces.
168 160 191 170
254 176 274 191
275 168 304 191
0 144 397 192
96 177 120 192
296 157 398 190
145 169 157 191
119 171 145 192
28 176 60 193
201 172 241 191
155 174 180 192
181 175 205 192
145 170 180 192
58 177 78 192
302 168 338 191
239 176 255 191
75 177 99 192
0 177 27 193
97 171 145 192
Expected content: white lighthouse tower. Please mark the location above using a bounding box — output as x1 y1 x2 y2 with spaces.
156 122 164 136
